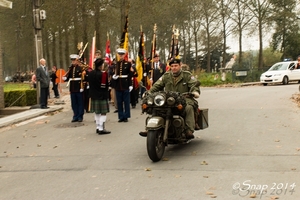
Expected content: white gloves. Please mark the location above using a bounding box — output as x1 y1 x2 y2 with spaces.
129 86 133 92
143 73 147 77
80 89 84 92
62 77 67 80
86 85 89 89
112 75 119 80
192 92 200 98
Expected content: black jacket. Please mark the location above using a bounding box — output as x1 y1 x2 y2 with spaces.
88 69 109 100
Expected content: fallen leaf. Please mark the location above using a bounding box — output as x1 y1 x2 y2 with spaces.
291 168 296 171
206 191 214 195
270 196 279 199
53 146 58 149
210 195 217 198
37 144 41 147
144 168 151 171
249 193 256 198
274 139 280 142
174 175 181 178
296 148 300 151
162 157 169 161
201 161 208 165
203 176 209 178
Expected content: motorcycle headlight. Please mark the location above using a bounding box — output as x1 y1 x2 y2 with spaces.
154 94 166 106
147 97 153 105
167 97 175 106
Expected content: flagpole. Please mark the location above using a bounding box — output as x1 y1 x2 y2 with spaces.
150 24 157 87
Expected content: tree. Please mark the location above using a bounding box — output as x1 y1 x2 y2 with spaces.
270 0 298 59
247 0 272 70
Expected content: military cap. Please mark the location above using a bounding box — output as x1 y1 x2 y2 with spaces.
153 53 159 58
95 50 101 54
70 54 79 60
169 58 181 65
117 48 126 54
94 58 104 68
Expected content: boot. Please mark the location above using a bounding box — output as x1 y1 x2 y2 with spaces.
186 130 195 139
139 131 148 137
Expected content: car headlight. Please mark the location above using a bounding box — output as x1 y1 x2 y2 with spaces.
154 94 166 106
147 97 153 105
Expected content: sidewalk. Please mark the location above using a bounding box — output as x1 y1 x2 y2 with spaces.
0 83 71 128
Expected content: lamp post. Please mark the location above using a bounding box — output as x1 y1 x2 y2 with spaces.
0 0 12 109
32 0 46 104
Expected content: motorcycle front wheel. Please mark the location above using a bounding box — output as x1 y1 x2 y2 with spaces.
147 129 165 162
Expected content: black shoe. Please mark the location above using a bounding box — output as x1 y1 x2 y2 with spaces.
71 119 78 122
118 119 124 122
186 131 195 139
97 129 111 134
123 119 128 122
114 110 118 113
41 106 49 109
78 119 83 122
139 131 148 137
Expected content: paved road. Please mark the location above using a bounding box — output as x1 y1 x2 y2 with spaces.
0 84 300 200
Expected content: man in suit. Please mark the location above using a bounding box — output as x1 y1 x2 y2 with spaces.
36 58 50 109
151 53 166 84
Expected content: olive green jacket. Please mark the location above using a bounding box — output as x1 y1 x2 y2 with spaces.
149 70 200 105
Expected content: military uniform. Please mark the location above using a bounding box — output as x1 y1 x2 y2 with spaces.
149 70 200 133
65 55 85 122
114 58 133 122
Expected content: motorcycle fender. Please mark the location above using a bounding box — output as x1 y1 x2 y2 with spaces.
146 117 165 130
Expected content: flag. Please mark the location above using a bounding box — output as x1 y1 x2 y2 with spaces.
168 27 180 60
89 32 96 69
119 15 129 61
136 30 144 83
105 34 112 65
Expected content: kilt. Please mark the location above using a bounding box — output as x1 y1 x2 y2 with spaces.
90 99 110 114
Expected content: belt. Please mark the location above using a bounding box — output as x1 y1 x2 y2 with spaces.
66 78 81 87
119 75 128 78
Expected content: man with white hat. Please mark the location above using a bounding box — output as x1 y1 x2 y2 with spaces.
113 48 133 122
63 54 86 122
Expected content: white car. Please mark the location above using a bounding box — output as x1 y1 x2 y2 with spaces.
260 61 300 86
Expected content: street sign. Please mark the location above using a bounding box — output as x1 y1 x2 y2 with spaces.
0 0 12 9
236 71 247 76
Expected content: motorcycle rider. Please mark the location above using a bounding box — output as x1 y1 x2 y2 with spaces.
139 58 200 139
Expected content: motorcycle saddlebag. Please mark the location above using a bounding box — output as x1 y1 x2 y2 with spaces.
198 108 209 130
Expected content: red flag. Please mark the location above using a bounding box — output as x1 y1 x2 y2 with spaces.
105 39 112 65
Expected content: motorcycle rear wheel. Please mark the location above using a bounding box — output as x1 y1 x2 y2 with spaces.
147 129 165 162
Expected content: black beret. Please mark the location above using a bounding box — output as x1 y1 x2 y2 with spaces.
94 58 104 68
169 58 181 65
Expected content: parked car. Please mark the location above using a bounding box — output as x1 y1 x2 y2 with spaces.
260 61 300 86
5 76 13 82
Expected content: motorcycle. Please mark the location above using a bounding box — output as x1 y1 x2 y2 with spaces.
141 90 209 162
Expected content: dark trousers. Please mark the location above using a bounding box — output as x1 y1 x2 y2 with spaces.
71 92 84 120
52 82 59 97
116 89 130 120
40 87 49 107
130 88 139 107
83 89 90 112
